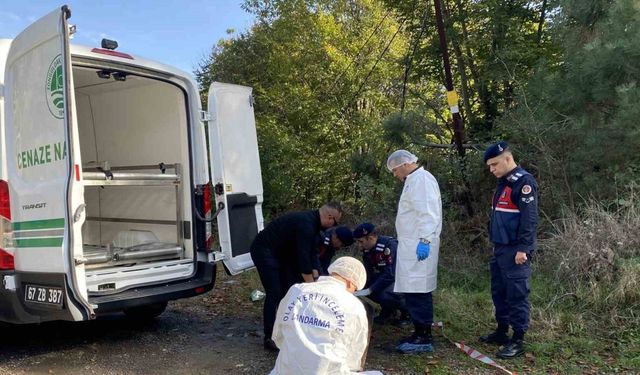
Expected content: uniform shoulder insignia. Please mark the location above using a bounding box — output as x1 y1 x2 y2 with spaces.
383 248 391 255
521 184 532 195
521 196 535 203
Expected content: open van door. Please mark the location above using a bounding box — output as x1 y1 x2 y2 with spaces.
4 6 92 320
207 82 264 275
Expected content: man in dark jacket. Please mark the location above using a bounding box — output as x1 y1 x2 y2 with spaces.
250 202 343 351
481 141 538 359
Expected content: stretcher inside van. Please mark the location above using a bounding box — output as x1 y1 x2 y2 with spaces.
0 5 263 324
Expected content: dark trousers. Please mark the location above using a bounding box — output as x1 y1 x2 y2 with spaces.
250 247 299 338
404 292 433 328
490 246 531 333
370 283 406 313
359 299 376 369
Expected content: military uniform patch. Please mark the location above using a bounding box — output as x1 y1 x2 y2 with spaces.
521 185 532 195
383 248 391 255
521 196 535 203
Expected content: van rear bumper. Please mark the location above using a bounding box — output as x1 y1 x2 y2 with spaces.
0 261 216 323
89 261 216 314
0 275 43 324
0 272 76 324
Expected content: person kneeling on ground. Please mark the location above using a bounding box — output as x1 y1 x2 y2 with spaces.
314 225 355 276
269 257 383 375
352 223 410 326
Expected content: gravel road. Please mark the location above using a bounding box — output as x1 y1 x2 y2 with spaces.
0 268 493 375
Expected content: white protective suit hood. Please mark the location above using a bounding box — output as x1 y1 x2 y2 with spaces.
269 277 372 375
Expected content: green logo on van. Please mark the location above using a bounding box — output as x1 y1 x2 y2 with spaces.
46 55 64 119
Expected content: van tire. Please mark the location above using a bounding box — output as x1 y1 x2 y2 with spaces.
123 301 168 320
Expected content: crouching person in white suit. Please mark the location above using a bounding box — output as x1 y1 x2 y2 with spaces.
268 257 383 375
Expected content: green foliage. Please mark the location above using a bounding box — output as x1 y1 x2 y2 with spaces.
196 0 408 214
500 0 640 209
195 1 640 371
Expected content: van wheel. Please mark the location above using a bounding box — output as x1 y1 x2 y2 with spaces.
124 301 168 320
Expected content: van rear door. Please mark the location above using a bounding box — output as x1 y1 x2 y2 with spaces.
4 6 92 321
207 82 264 275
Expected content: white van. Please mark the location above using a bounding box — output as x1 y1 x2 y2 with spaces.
0 6 263 323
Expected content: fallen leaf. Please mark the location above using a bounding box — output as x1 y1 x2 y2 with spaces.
524 352 536 363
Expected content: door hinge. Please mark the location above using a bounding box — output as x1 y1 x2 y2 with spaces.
208 251 225 263
75 257 88 266
199 110 211 122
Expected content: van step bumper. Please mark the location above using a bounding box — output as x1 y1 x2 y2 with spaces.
89 261 215 314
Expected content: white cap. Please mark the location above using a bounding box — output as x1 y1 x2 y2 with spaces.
386 149 418 172
328 257 367 291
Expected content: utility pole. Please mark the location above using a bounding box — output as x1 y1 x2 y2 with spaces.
433 0 465 157
433 0 474 216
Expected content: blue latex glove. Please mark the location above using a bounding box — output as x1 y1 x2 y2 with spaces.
416 241 430 261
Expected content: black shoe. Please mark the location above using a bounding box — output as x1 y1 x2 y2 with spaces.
373 308 394 325
496 340 524 359
479 331 510 345
373 314 392 325
263 338 279 352
393 317 412 328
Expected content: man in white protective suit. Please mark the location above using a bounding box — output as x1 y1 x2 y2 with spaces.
386 150 442 354
268 257 383 375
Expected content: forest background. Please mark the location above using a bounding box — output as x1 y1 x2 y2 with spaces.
196 0 639 373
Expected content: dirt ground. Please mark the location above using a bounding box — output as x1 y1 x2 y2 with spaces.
0 267 500 375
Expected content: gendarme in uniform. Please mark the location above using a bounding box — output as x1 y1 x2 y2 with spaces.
482 141 539 359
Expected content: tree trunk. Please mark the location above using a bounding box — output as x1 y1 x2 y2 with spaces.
537 0 548 44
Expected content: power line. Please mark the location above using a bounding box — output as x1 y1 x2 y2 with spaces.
325 9 392 96
340 18 406 115
401 0 430 112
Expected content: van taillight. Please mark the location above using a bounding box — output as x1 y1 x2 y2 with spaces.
0 249 14 270
0 180 10 220
0 180 13 270
203 184 213 250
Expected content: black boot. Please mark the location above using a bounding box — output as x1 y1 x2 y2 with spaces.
373 308 394 325
398 324 432 344
393 309 412 327
479 324 510 345
496 339 524 359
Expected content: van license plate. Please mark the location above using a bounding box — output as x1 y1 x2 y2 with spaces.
24 285 64 306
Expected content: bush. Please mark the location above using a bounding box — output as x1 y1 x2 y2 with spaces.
539 194 640 321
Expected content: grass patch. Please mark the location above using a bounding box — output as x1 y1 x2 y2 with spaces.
200 184 640 374
211 262 638 374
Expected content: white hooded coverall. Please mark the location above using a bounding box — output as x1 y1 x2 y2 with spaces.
394 167 442 293
268 277 381 375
